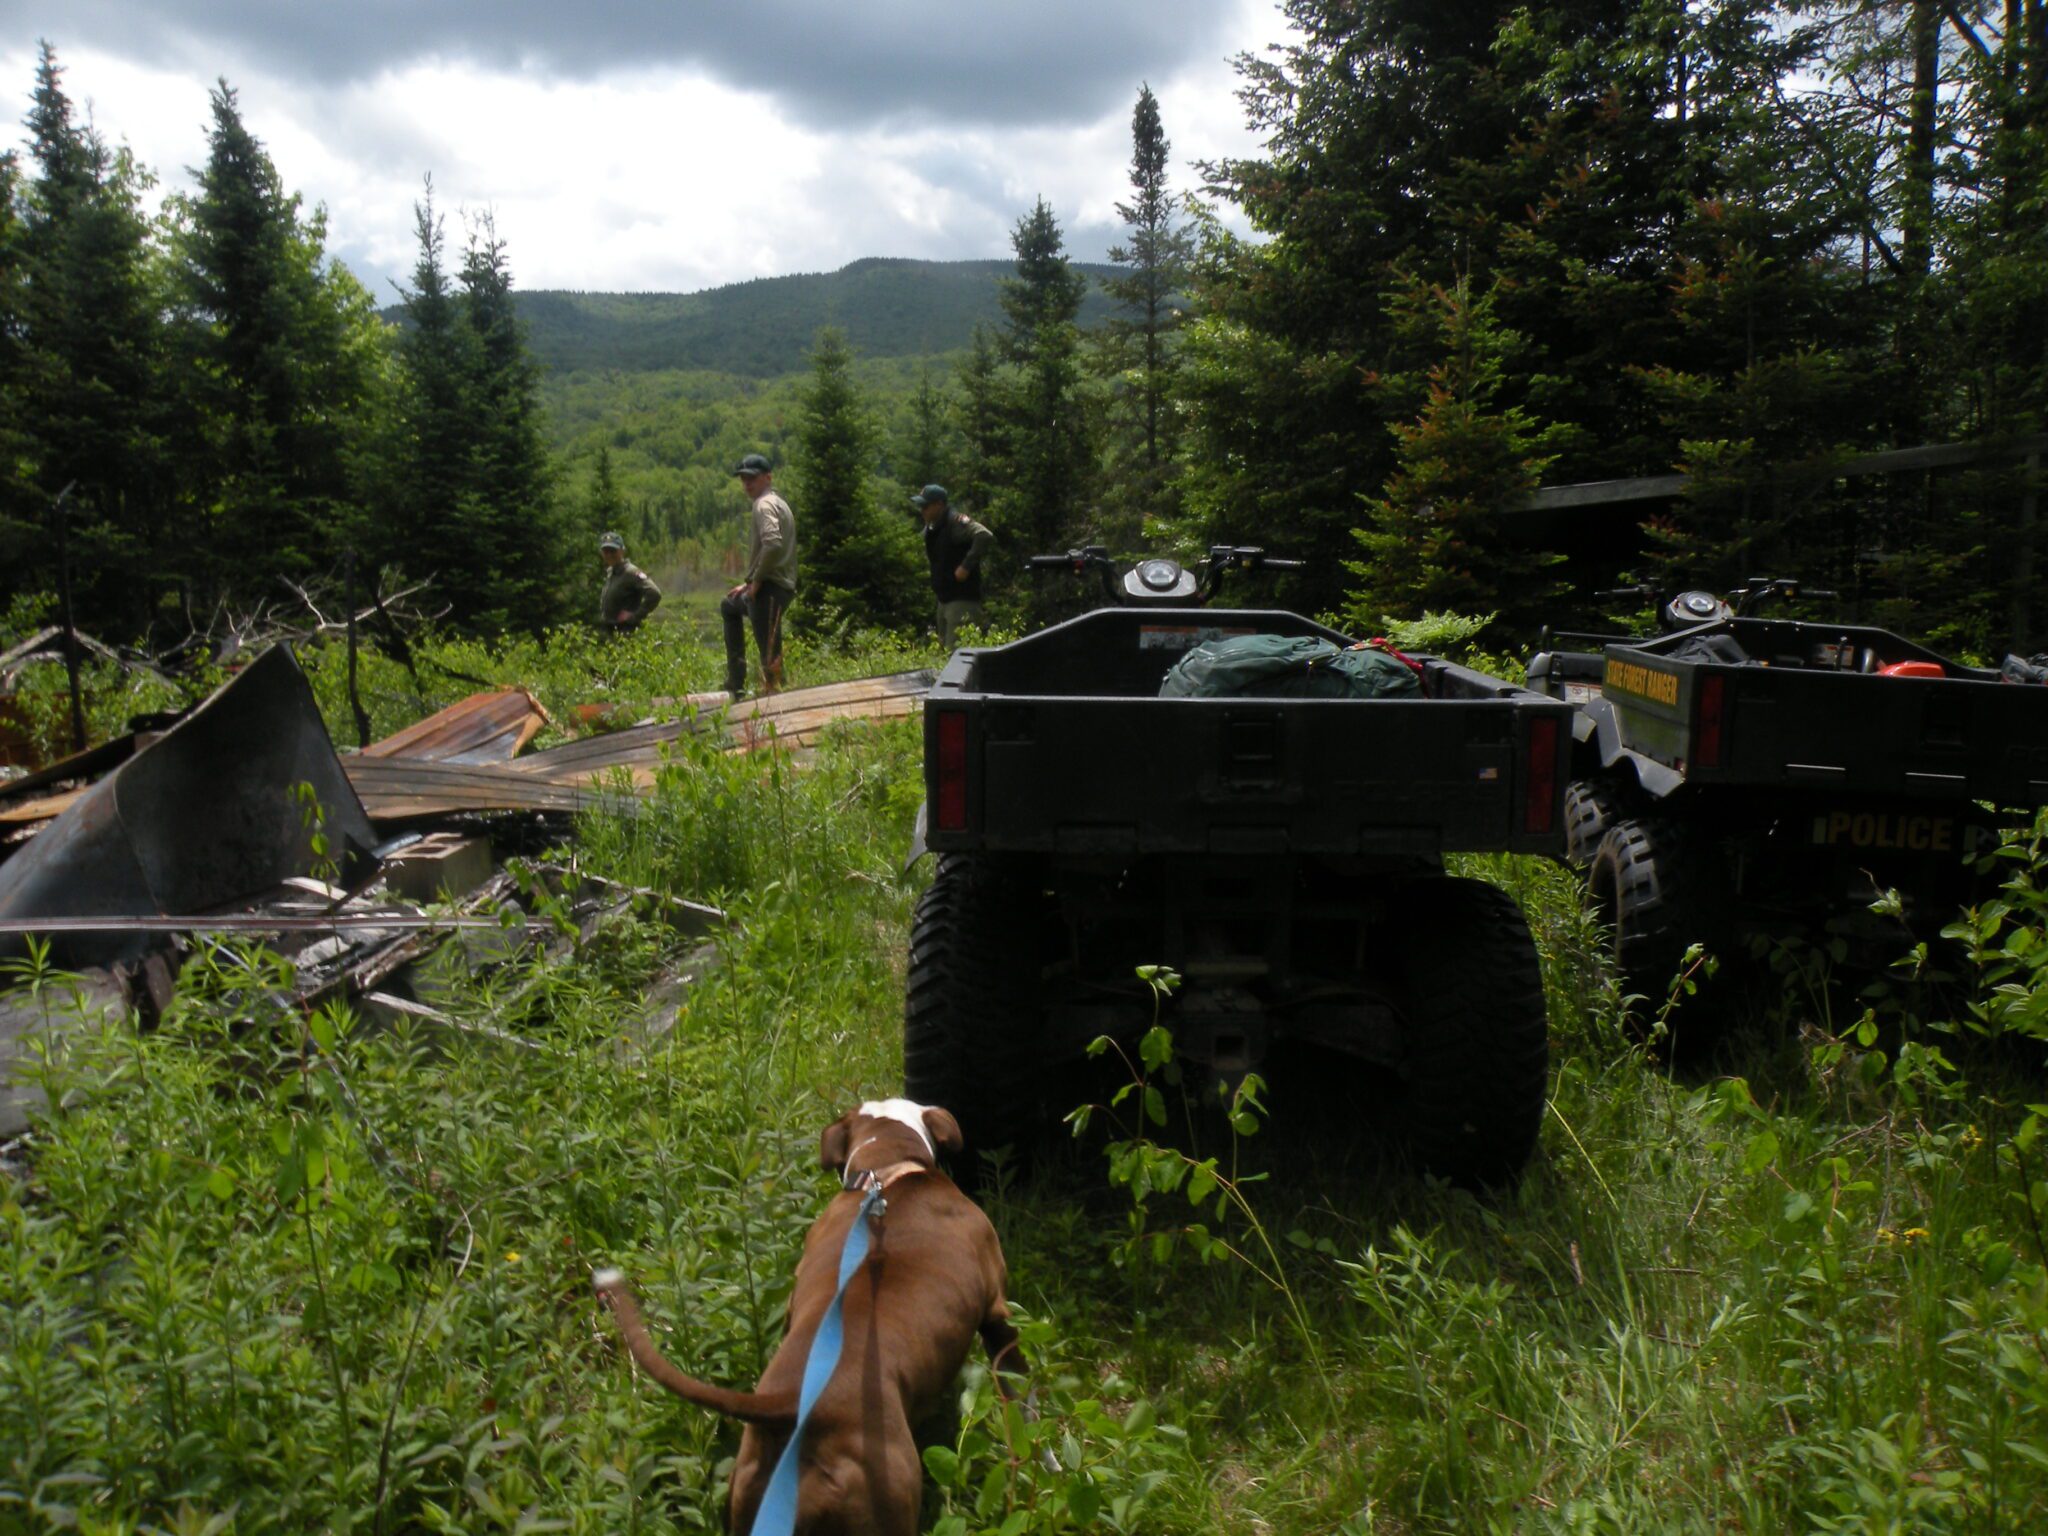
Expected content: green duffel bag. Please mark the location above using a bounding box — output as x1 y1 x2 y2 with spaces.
1158 634 1422 699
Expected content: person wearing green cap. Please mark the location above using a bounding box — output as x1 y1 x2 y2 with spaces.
914 485 993 648
598 531 662 632
725 454 798 694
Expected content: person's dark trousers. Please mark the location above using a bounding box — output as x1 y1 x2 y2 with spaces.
721 584 791 694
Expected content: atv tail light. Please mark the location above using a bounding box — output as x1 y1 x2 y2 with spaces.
935 709 969 832
1695 673 1727 769
1524 714 1560 835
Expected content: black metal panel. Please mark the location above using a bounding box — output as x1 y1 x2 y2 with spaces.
0 646 377 968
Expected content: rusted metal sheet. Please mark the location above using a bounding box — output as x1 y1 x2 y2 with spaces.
514 671 933 783
342 756 611 821
0 646 378 969
362 688 551 764
0 732 145 806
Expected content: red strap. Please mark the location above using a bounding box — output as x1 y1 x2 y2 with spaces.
1358 637 1427 680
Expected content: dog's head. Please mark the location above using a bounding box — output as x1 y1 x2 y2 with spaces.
819 1098 964 1175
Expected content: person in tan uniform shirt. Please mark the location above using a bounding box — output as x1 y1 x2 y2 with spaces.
724 453 797 695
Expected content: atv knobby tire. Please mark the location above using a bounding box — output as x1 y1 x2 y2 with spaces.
1386 878 1550 1186
1586 816 1725 1051
1563 780 1620 868
903 854 1047 1168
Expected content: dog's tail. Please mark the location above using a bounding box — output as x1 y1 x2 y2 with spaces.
593 1270 798 1428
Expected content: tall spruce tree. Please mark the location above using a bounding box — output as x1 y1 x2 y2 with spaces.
1184 1 1882 630
383 183 488 624
587 443 625 535
952 325 1005 522
1096 84 1193 546
172 81 383 603
0 149 32 583
892 365 954 494
794 326 922 629
458 211 563 630
1344 279 1566 633
994 199 1092 561
15 42 175 634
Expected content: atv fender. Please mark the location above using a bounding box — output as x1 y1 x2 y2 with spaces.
903 800 931 872
1583 697 1685 800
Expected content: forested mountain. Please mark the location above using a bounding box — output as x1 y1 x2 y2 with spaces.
414 258 1118 379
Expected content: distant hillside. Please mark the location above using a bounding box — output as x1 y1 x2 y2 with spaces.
489 257 1120 378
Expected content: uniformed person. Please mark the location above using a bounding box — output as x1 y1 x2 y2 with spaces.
913 486 992 648
598 531 662 632
725 453 798 695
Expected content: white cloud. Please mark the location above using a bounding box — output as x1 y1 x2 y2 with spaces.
1 0 1283 298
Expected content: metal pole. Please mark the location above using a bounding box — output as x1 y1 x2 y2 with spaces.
51 482 85 754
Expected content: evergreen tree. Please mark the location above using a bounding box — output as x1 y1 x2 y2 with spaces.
952 326 1005 521
587 443 626 533
1344 279 1566 633
993 199 1092 561
892 365 954 493
458 211 564 629
0 149 33 582
14 42 176 634
1096 84 1194 547
1938 0 2048 649
794 327 922 629
171 81 384 604
1183 1 1881 625
381 182 490 625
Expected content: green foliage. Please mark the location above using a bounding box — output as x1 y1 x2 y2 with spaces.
13 43 176 637
979 202 1097 597
1185 0 2048 650
167 82 388 600
1343 278 1568 634
10 651 2048 1529
1094 85 1196 549
376 189 571 636
789 327 925 633
1367 609 1496 656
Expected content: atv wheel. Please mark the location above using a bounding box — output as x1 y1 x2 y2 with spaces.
1386 878 1550 1186
1563 780 1620 868
1585 817 1726 1049
903 855 1047 1167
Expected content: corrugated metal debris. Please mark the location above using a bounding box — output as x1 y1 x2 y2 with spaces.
0 644 925 1147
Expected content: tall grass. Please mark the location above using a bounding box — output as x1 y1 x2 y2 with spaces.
5 656 2048 1531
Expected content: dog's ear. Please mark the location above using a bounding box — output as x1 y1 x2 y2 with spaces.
921 1105 964 1156
819 1111 857 1171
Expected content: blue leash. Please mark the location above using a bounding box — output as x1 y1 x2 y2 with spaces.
752 1179 885 1536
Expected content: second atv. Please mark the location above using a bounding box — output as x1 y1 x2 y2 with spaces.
1528 578 2048 1041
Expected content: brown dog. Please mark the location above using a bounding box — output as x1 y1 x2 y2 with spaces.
594 1099 1022 1535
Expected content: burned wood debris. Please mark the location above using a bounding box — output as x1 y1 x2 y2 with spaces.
0 643 928 1142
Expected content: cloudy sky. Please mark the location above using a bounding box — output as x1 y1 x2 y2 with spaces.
1 0 1288 301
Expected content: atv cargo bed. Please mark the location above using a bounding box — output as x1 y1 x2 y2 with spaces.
1555 619 2048 806
920 607 1572 859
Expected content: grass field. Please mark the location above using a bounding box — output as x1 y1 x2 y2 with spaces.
4 624 2048 1534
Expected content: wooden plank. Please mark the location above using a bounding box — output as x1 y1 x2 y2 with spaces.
0 732 141 805
1513 434 2048 514
513 671 934 781
362 688 551 764
343 756 613 820
1516 474 1688 513
723 692 924 754
0 788 83 825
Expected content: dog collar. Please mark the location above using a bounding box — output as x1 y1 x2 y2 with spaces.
840 1137 930 1196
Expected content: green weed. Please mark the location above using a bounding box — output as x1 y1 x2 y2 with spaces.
5 664 2048 1532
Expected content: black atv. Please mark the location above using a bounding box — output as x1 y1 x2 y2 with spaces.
1528 578 2048 1043
900 546 1572 1185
